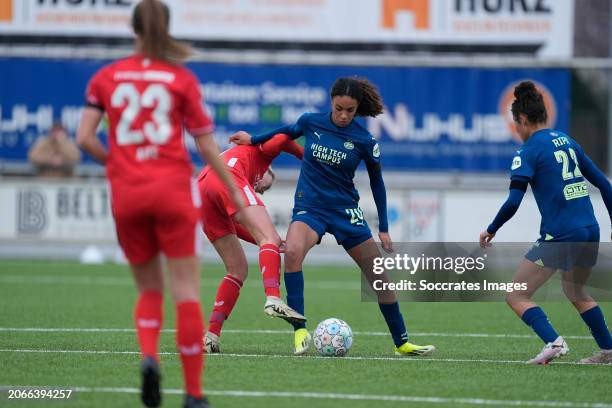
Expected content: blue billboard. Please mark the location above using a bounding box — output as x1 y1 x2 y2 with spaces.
0 57 570 171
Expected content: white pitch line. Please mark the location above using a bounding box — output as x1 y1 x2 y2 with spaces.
0 348 597 366
0 275 360 289
0 327 593 340
0 386 610 407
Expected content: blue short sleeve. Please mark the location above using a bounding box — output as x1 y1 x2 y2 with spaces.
510 147 536 180
363 136 381 166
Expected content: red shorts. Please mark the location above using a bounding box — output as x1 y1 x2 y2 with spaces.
111 178 200 264
199 171 262 243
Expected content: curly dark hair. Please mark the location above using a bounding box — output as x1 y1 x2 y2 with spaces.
330 77 384 117
511 81 547 125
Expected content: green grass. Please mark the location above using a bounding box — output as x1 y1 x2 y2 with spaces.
0 260 611 408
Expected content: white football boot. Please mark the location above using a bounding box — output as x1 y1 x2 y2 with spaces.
203 331 220 354
263 296 307 324
527 336 569 365
579 349 612 364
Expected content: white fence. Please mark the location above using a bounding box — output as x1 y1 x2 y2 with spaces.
0 176 609 262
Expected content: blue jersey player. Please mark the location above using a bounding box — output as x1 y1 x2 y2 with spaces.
231 77 435 357
480 81 612 365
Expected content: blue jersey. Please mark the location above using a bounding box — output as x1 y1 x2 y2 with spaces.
292 112 381 209
510 129 598 238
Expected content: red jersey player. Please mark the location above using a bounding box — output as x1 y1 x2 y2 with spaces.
76 1 238 407
197 133 305 353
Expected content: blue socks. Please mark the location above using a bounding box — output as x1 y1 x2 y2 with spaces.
378 302 409 347
581 306 612 350
521 306 559 343
284 271 306 330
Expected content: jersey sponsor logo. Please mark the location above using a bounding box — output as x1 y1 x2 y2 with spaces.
373 143 380 158
511 156 522 170
563 181 589 201
343 141 354 150
311 143 347 166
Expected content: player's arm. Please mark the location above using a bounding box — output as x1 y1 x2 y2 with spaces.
230 113 308 145
76 107 107 163
78 73 108 163
259 133 304 160
364 138 391 252
481 148 535 247
367 162 392 253
194 132 244 209
183 74 245 209
486 176 528 232
576 146 612 223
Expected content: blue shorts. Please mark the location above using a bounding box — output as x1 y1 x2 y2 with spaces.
291 206 372 251
525 225 600 270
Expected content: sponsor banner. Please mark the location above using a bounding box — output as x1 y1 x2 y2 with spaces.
0 180 609 245
0 58 570 172
0 0 573 58
0 180 115 242
0 179 403 244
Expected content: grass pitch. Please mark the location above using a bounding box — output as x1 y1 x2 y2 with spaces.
0 260 611 407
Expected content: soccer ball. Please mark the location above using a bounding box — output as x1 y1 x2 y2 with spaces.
313 318 353 357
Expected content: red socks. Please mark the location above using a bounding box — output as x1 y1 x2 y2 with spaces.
260 244 281 297
134 291 163 361
176 301 204 399
209 275 243 336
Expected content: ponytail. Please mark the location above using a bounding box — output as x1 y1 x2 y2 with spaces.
131 0 192 64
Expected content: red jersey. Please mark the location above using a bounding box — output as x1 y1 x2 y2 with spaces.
198 134 303 186
85 55 213 186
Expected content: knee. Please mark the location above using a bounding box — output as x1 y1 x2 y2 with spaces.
284 245 304 271
506 288 532 306
260 233 281 247
226 265 248 281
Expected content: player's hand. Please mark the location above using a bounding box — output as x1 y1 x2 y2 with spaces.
229 131 252 145
378 232 393 253
279 240 287 253
479 230 495 248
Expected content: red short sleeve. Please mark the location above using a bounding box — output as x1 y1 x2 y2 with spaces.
85 70 105 111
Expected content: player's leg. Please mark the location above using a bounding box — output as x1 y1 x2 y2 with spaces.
205 234 248 353
167 256 206 402
130 255 164 408
507 259 567 364
157 186 208 405
562 266 612 364
234 205 306 323
283 220 321 355
114 204 164 408
346 237 435 357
